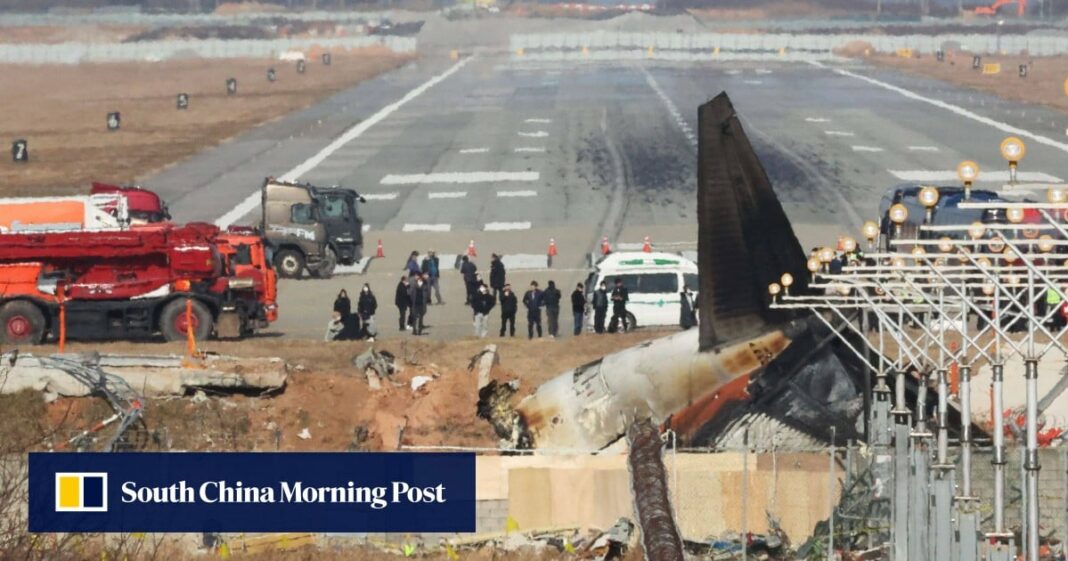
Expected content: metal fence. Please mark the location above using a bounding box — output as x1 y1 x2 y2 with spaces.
0 35 417 64
511 32 1068 57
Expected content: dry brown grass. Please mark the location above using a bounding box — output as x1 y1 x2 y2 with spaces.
0 47 413 196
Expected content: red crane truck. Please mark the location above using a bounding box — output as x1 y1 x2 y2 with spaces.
0 222 269 344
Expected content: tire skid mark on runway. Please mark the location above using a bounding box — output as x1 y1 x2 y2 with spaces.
213 55 475 228
381 171 539 185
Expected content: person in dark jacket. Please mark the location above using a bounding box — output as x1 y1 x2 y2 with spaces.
543 280 562 338
489 254 506 301
609 278 629 333
522 281 543 339
592 281 609 334
472 284 495 338
680 286 697 329
395 277 411 331
358 283 378 340
405 251 421 278
421 250 443 305
410 276 428 335
460 256 478 305
571 283 586 336
499 284 518 337
333 289 351 318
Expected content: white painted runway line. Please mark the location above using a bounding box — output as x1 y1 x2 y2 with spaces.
908 146 940 152
525 118 552 124
518 131 549 138
852 145 884 153
514 147 547 153
755 68 773 75
428 191 467 199
381 171 539 185
497 190 537 197
361 192 399 200
484 222 532 231
214 56 474 228
743 79 763 85
725 69 742 75
887 170 1063 183
362 224 371 232
805 117 830 123
825 130 856 137
642 67 697 148
814 61 1068 158
459 147 490 154
403 223 451 232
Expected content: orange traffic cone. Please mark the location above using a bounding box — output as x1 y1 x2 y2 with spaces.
548 238 558 257
376 239 385 258
601 236 611 255
467 239 477 258
642 235 652 253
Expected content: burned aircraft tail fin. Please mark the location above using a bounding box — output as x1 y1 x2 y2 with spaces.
697 92 808 351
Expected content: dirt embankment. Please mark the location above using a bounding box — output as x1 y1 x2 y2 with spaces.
0 48 413 197
8 331 672 453
863 50 1068 115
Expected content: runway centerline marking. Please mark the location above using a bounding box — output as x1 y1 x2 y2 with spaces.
403 224 451 232
428 191 467 199
213 55 474 228
518 131 549 138
908 146 940 152
497 190 537 197
484 222 532 231
514 147 546 153
459 147 490 154
361 193 399 200
641 66 697 149
825 130 855 137
381 171 539 185
852 145 884 153
525 118 552 124
805 117 830 123
814 61 1068 157
888 170 1063 183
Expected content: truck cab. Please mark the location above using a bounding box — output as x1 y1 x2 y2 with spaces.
261 179 364 279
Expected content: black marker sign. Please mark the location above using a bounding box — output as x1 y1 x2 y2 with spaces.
177 93 189 109
226 78 237 95
322 52 331 65
107 112 121 131
296 59 306 74
267 68 276 82
12 139 28 163
972 55 982 69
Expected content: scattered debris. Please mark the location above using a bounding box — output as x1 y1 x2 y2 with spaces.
352 348 397 391
468 344 499 390
410 375 434 393
297 428 312 440
627 418 684 561
476 379 527 448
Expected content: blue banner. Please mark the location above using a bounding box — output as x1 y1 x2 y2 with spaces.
29 452 475 533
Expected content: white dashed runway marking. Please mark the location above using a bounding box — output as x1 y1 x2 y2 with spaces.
525 118 552 124
805 117 830 123
744 80 763 85
362 224 371 232
381 171 539 185
428 191 467 199
459 147 490 154
497 190 537 197
908 146 940 152
887 170 1063 183
518 131 549 138
641 67 697 148
361 193 399 200
514 147 546 153
755 68 773 75
825 130 855 137
403 224 452 232
484 222 532 231
852 146 884 153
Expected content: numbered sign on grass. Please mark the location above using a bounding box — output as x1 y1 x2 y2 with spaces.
267 68 276 82
177 93 189 109
296 59 306 74
11 139 28 163
322 52 331 65
972 55 982 69
107 112 121 131
226 78 237 95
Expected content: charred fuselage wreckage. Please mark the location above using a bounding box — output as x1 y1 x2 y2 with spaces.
479 93 869 452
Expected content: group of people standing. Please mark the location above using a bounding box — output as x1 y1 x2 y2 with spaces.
326 284 378 341
394 250 443 336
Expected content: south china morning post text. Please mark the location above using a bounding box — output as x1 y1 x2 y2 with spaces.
28 452 476 533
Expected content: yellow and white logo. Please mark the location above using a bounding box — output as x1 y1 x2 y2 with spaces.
55 472 108 512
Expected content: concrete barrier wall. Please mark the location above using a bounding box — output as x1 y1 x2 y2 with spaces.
511 32 1068 56
0 36 417 64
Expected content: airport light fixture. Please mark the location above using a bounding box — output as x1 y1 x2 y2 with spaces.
841 236 858 253
780 272 794 295
1048 186 1067 204
862 220 880 249
1000 137 1026 183
889 203 908 236
919 185 940 222
957 160 980 199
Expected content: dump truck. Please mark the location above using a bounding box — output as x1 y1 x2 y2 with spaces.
262 178 365 279
0 223 270 344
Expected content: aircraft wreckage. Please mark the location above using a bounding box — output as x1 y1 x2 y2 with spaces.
480 92 951 452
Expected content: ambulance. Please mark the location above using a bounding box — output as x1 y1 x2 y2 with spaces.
585 252 698 329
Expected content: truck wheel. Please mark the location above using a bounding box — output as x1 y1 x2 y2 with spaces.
625 312 637 331
0 301 45 345
310 248 337 279
160 299 213 342
274 249 305 279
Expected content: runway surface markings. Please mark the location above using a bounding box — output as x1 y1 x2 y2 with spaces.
459 147 490 154
805 117 830 123
825 130 855 137
755 68 773 75
361 193 399 201
403 224 452 232
214 56 475 228
908 146 940 152
428 191 468 199
852 146 884 153
817 62 1068 157
744 80 763 85
497 190 537 197
381 171 539 185
525 118 552 124
641 67 698 148
518 131 549 138
888 170 1063 182
484 222 532 231
514 147 547 153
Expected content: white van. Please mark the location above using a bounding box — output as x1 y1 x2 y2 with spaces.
585 252 699 329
